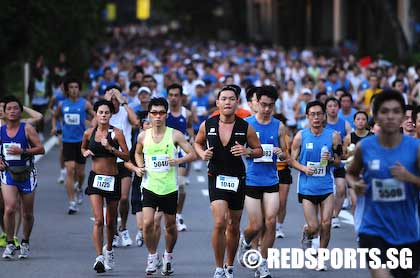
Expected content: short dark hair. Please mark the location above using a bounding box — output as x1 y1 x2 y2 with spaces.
148 97 168 112
339 92 353 103
306 100 325 115
392 79 404 88
3 95 23 112
166 83 183 96
353 110 368 121
105 85 122 93
256 86 278 101
246 86 258 102
217 85 241 99
412 105 420 124
64 77 82 92
325 96 341 108
372 90 406 116
405 104 414 112
129 81 141 90
315 91 327 101
93 100 115 114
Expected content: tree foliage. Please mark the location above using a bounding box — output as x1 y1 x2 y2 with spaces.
0 0 105 94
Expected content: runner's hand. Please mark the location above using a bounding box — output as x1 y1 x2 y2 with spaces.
101 138 111 150
0 160 5 171
6 145 23 155
168 158 179 166
83 150 94 157
203 147 214 161
134 167 145 177
273 147 286 160
104 90 114 101
390 162 409 182
231 141 246 156
352 180 367 195
304 166 315 176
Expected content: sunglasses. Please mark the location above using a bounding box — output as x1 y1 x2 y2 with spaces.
149 111 167 116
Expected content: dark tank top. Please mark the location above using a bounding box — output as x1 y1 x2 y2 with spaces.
88 126 119 160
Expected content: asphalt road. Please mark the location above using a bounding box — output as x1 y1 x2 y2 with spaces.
0 142 370 277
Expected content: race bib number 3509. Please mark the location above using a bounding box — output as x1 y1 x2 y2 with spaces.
216 175 239 192
93 175 115 192
372 178 406 202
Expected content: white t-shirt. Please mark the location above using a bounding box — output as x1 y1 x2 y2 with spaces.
110 106 132 163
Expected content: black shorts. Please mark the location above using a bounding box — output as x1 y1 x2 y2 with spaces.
245 184 279 199
142 188 178 215
208 174 245 210
117 162 132 179
359 234 420 277
85 171 121 201
333 167 346 178
278 168 293 185
131 175 142 214
63 142 86 164
298 192 333 205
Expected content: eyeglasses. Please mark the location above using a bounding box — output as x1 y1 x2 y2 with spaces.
149 111 167 116
308 112 325 118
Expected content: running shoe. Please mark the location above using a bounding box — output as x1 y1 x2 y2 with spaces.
161 253 174 276
275 226 285 238
2 243 17 259
119 229 132 247
112 234 121 247
176 214 187 232
93 255 106 273
332 217 341 228
18 242 30 259
213 268 226 278
301 225 312 250
0 233 6 248
57 168 66 184
145 254 162 275
256 259 271 278
13 236 20 249
135 230 144 247
68 201 78 215
224 264 234 278
102 245 115 270
237 235 251 266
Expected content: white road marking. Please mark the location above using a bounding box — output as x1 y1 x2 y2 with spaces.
201 189 209 196
34 136 59 163
197 176 205 183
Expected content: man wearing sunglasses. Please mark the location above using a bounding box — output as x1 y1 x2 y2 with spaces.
194 85 262 278
135 97 196 276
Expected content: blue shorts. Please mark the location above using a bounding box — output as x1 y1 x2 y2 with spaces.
1 169 38 194
178 149 188 169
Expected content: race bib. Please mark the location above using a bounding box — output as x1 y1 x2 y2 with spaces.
196 106 207 117
64 113 80 125
216 175 239 192
93 175 115 192
372 178 406 202
3 143 21 161
254 144 274 163
306 161 326 177
150 154 170 172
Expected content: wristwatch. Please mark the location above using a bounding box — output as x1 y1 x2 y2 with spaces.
246 148 253 158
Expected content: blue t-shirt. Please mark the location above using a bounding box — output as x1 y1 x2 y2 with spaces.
356 135 420 245
338 108 357 130
61 98 87 143
245 116 280 186
298 128 335 195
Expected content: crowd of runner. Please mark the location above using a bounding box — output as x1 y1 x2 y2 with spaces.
0 36 419 278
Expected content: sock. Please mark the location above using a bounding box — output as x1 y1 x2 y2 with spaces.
149 253 158 258
216 267 224 273
164 250 173 259
21 239 29 244
7 240 14 245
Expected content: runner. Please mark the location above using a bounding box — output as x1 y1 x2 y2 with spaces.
0 96 45 259
237 86 287 278
194 85 262 278
346 90 420 277
81 99 129 272
105 86 139 247
402 105 415 137
325 96 352 228
135 97 196 275
53 77 95 214
290 100 341 271
343 111 373 214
